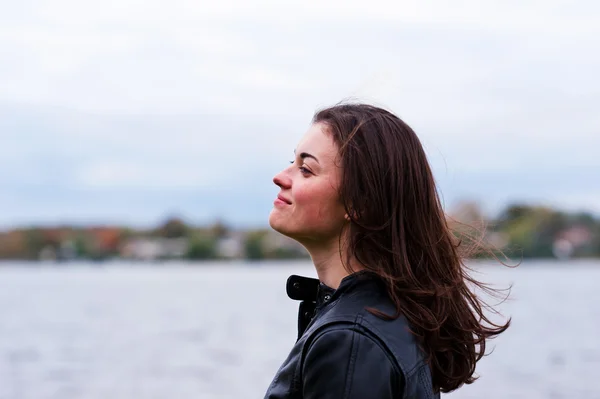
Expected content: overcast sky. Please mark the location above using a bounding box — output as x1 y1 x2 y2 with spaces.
1 0 599 228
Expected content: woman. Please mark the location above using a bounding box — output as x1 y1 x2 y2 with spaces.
264 103 510 399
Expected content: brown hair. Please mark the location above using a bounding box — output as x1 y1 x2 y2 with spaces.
313 102 511 394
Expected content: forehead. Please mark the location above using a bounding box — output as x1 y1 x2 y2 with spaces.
296 123 339 163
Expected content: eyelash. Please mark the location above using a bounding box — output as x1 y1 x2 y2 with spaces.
289 160 311 175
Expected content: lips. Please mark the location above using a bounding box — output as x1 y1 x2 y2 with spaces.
277 194 292 204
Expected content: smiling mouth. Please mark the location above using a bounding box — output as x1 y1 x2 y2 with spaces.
276 195 292 205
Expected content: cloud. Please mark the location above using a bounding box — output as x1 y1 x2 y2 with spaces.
1 0 599 226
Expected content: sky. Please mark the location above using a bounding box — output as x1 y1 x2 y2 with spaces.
1 0 599 228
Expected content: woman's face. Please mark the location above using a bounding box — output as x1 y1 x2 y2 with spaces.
269 122 347 243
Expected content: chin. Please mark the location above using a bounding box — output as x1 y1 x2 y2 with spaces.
269 211 297 239
268 210 285 233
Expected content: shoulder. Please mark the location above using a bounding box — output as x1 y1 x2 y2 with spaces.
305 323 398 367
311 294 428 378
301 325 404 398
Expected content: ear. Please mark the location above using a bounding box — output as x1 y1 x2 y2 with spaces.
344 208 359 221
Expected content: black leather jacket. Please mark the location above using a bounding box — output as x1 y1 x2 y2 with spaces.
263 271 439 399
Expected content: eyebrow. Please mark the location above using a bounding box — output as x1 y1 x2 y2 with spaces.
294 150 320 164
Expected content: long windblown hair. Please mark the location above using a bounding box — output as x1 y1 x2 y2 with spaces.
313 102 511 394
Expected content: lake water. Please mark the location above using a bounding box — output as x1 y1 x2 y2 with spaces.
0 260 599 399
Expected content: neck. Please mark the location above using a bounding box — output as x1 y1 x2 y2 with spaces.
304 234 362 289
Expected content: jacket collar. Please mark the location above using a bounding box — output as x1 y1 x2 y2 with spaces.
286 270 375 305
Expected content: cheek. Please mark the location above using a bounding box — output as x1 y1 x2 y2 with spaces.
293 182 342 223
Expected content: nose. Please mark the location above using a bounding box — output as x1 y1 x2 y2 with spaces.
273 167 292 189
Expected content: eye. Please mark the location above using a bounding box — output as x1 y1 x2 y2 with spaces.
299 166 312 175
289 160 311 175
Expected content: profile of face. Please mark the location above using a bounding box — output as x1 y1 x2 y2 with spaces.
269 123 348 244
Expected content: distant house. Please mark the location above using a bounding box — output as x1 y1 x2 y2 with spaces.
39 245 57 261
216 232 245 259
58 239 77 260
262 230 307 257
121 237 189 261
553 225 593 259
